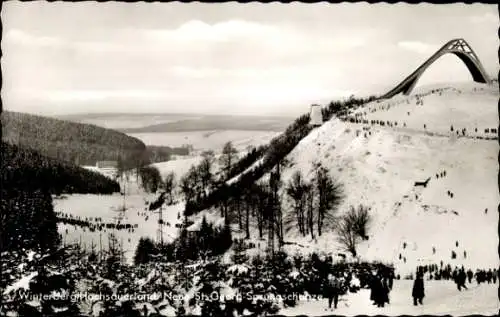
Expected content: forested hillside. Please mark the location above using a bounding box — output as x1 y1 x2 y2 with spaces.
1 111 146 166
1 142 120 194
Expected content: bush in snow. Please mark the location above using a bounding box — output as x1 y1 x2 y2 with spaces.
336 205 372 257
344 205 372 241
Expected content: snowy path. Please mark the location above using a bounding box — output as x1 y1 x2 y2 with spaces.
279 280 499 316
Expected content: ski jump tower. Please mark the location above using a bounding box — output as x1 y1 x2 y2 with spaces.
382 38 492 99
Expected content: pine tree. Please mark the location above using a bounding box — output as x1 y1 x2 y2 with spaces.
198 216 214 258
134 237 158 264
231 239 249 265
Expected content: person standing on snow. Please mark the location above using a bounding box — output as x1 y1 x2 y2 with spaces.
486 269 493 284
456 268 468 291
466 269 474 284
369 271 380 305
381 277 390 306
325 273 342 310
371 272 387 308
412 272 425 306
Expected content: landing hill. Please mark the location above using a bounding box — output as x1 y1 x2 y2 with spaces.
271 82 498 274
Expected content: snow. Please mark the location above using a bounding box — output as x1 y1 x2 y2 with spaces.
244 82 498 277
279 280 499 316
3 272 38 295
152 156 205 179
26 250 37 262
227 264 250 275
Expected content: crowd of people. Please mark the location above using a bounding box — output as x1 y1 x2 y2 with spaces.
323 263 498 310
56 212 138 233
322 266 395 310
410 264 499 306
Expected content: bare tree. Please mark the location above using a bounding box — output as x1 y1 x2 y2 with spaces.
254 182 268 239
180 166 197 204
337 205 372 257
269 170 284 247
344 205 372 240
305 184 315 239
198 151 215 199
161 171 176 205
139 166 162 193
315 167 344 236
286 171 308 236
219 141 239 179
336 218 359 257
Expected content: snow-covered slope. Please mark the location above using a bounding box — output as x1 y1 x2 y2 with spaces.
273 82 498 275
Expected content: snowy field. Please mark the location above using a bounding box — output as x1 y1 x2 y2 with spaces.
280 280 499 316
54 193 185 264
129 130 280 153
55 171 187 264
151 156 206 179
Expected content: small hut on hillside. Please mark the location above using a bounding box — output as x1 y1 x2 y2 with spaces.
309 104 323 127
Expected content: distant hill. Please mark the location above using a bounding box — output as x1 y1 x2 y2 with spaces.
2 111 146 166
119 115 293 133
57 113 295 132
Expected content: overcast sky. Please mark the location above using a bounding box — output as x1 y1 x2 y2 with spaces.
2 2 497 116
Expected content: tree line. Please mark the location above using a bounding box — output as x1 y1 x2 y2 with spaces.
172 149 371 256
2 142 120 194
134 216 233 265
144 145 191 164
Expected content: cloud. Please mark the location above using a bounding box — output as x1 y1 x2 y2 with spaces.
143 19 281 43
43 89 170 102
2 19 382 115
469 12 497 24
168 65 342 81
397 41 439 55
4 29 65 47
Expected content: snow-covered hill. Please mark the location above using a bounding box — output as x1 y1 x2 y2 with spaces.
252 82 498 276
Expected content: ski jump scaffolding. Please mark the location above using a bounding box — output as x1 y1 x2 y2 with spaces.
382 38 492 99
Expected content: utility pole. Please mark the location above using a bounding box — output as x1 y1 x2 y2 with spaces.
157 204 164 246
99 232 103 262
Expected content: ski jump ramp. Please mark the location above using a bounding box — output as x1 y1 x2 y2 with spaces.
382 38 492 99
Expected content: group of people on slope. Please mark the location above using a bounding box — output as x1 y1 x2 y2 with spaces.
469 268 497 285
